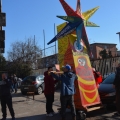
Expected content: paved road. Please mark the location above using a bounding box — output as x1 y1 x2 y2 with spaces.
0 90 120 120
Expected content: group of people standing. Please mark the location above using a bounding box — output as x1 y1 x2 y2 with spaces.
44 63 120 120
43 64 103 120
44 64 77 120
0 63 120 120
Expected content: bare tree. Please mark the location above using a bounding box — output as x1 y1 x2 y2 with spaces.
7 37 42 78
8 38 42 62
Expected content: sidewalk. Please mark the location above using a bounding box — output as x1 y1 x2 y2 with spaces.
0 90 73 120
0 90 120 120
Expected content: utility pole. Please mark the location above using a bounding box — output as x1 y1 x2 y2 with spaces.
43 29 45 57
0 0 2 53
43 29 46 70
54 23 56 54
34 35 37 69
0 0 2 28
0 0 6 53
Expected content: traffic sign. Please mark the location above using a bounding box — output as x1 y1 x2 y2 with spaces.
0 41 5 48
0 30 5 41
0 48 4 53
0 13 6 26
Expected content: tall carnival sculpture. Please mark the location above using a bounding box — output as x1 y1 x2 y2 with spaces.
48 0 102 112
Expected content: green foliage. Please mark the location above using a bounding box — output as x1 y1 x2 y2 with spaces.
99 49 108 59
108 50 112 58
6 62 32 78
99 49 112 59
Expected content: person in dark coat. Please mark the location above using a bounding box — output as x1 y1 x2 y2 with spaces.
113 63 120 116
50 64 77 120
44 66 58 117
0 73 15 120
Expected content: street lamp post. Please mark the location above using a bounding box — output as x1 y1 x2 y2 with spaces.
0 0 2 53
0 0 6 53
116 32 120 56
116 32 120 43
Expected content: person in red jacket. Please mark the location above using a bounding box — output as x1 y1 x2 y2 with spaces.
92 68 102 88
44 66 58 117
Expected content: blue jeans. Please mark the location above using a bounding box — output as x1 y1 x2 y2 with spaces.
61 95 76 118
14 83 17 93
11 84 14 92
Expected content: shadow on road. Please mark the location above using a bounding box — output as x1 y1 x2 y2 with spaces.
12 93 61 108
9 114 61 120
12 92 23 97
10 91 120 120
8 113 75 120
86 104 120 120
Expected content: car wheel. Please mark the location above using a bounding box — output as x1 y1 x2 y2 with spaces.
77 111 86 120
37 86 43 95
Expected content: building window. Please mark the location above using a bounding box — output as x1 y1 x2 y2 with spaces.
104 46 107 49
90 46 93 51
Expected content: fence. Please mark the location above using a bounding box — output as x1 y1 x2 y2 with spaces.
32 55 120 78
91 56 120 78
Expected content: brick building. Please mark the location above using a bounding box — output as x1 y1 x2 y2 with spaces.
90 43 117 59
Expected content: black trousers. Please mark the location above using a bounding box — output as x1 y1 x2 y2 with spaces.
60 95 69 108
61 95 76 118
45 94 54 114
1 95 15 118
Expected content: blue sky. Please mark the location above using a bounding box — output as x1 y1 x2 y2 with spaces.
2 0 120 58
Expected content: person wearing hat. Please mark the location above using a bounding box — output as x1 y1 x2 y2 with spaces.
50 64 77 120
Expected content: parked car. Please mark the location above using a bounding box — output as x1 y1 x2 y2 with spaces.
21 75 44 95
98 73 116 104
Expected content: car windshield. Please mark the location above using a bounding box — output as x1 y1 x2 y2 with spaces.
37 75 44 81
102 73 115 84
23 76 36 81
39 75 44 80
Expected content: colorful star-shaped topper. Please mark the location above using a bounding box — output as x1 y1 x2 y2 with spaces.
47 0 99 57
59 0 99 27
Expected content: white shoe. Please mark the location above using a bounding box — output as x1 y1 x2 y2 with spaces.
46 113 53 117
